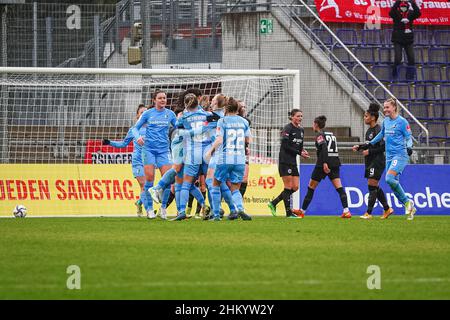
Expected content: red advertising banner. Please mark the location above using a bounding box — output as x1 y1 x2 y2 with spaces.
84 140 133 164
314 0 450 25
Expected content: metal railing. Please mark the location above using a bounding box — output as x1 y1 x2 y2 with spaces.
275 0 429 146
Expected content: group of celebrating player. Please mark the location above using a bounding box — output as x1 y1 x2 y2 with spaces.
104 88 251 221
105 87 417 221
268 98 417 221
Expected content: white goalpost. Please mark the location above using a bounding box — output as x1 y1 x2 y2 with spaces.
0 67 300 216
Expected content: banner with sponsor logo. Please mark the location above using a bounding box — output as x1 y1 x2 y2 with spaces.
299 164 450 215
314 0 450 25
0 164 285 217
84 140 133 164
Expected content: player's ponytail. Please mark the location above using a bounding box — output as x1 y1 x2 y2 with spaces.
314 115 327 129
288 109 302 121
184 93 198 110
214 94 228 110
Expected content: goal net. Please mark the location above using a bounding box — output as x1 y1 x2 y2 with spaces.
0 67 299 216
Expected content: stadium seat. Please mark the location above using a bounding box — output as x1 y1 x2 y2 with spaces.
312 29 333 46
411 48 425 64
395 65 417 82
419 65 443 82
335 29 358 46
383 29 393 46
428 48 448 65
414 29 433 46
427 122 448 139
332 46 354 65
366 84 388 101
445 68 450 82
390 83 411 101
414 84 437 101
443 104 450 120
378 47 392 64
440 84 450 101
432 103 444 119
361 29 383 46
440 85 450 100
408 102 431 120
408 122 422 137
433 30 450 47
353 64 369 82
354 47 377 64
372 65 392 82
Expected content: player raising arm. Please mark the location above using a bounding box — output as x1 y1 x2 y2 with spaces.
103 104 148 216
352 103 393 220
364 98 416 220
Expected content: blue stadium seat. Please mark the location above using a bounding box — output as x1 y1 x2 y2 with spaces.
353 65 369 82
445 68 450 82
354 47 377 64
336 29 358 46
407 102 431 120
312 29 333 46
433 103 444 119
427 122 448 139
372 65 392 82
378 47 392 64
428 48 448 65
390 83 411 101
443 104 450 120
414 30 433 46
383 29 393 46
433 31 450 47
395 65 417 82
366 84 388 101
332 46 354 65
419 65 443 82
414 84 437 101
411 48 425 64
361 29 383 46
441 85 450 101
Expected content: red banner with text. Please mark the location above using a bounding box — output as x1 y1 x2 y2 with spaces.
314 0 450 25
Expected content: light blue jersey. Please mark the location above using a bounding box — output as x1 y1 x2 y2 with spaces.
178 107 212 166
132 107 177 153
370 115 413 161
109 125 146 177
216 115 251 165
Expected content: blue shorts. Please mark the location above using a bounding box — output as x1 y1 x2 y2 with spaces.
132 165 144 178
386 157 409 176
214 164 245 184
177 164 184 179
184 163 208 178
143 150 172 168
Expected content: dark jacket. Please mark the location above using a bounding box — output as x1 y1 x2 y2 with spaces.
389 0 421 45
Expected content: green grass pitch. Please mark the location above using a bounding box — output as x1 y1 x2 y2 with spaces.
0 216 449 300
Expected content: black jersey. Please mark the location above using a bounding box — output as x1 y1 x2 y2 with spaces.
315 131 341 168
279 123 304 165
360 124 386 169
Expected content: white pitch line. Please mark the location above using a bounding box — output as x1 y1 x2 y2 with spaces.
1 278 449 290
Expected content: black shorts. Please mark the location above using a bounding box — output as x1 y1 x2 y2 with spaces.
278 163 299 177
311 166 340 182
364 165 384 180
